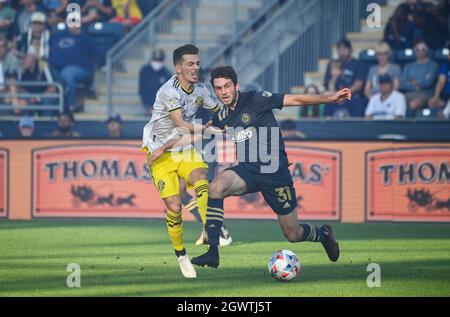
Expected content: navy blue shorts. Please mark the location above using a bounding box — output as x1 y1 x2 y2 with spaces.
227 164 297 215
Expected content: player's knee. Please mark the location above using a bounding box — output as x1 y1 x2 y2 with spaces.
165 198 182 213
209 181 225 199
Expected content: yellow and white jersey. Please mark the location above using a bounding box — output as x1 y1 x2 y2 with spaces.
142 75 221 152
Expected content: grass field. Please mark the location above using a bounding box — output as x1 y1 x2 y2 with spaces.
1 219 450 297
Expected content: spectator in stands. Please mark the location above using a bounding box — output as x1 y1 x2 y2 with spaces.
18 54 58 116
0 37 20 112
429 43 450 119
106 114 123 138
384 3 415 50
49 24 99 112
2 71 27 114
324 38 366 117
17 115 34 137
442 101 450 119
298 85 325 118
41 0 68 26
110 0 142 31
0 0 16 40
13 0 40 38
400 40 438 117
51 111 82 137
16 12 50 68
365 74 407 120
323 61 362 118
138 48 171 116
405 0 448 50
364 42 401 99
81 0 115 25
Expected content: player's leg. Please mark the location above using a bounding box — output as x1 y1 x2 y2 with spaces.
148 152 196 278
186 167 209 224
178 149 210 225
277 211 340 262
191 169 249 268
178 177 202 222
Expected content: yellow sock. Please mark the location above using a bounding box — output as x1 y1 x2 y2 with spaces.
165 209 184 252
194 179 209 224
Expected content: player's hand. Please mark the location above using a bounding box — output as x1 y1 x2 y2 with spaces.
149 147 165 165
329 88 352 103
203 121 224 135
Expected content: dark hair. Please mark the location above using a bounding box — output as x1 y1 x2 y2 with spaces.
336 38 352 50
210 65 238 87
173 44 199 66
58 110 75 122
304 84 320 95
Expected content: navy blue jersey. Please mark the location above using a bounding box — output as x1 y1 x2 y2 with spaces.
211 91 288 173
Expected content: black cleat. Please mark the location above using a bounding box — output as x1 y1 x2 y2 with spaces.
191 251 220 268
320 225 340 262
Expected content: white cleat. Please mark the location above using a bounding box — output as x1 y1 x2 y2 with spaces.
177 254 197 278
196 226 233 246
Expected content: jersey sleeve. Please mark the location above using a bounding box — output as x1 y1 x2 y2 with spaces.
160 86 182 113
211 113 224 129
255 91 285 112
201 86 221 112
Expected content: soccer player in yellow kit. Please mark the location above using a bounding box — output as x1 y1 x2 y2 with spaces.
142 44 221 278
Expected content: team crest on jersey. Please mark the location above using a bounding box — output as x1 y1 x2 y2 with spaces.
241 113 251 124
262 91 273 98
195 96 204 107
168 98 178 107
157 180 165 191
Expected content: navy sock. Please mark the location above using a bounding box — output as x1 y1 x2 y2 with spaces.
300 224 325 242
175 248 186 257
205 198 224 255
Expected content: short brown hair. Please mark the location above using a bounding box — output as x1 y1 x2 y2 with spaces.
173 44 199 66
210 65 238 87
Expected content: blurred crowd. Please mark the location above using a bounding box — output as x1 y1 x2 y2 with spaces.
0 0 450 140
0 0 159 117
300 0 450 121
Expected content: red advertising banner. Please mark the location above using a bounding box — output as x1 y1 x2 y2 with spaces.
223 146 341 220
366 147 450 222
31 143 341 220
0 148 7 217
32 145 165 218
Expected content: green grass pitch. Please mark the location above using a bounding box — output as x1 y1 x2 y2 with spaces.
1 219 450 297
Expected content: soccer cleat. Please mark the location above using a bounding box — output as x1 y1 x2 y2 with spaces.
177 254 197 278
219 225 233 246
320 225 340 262
191 251 220 268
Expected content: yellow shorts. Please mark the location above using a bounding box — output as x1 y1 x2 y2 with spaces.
147 148 208 199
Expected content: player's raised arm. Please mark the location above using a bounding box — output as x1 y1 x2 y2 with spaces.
283 88 352 107
169 108 206 133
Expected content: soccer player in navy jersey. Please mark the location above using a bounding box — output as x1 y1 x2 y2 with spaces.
151 66 351 269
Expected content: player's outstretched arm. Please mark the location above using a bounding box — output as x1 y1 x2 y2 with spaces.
148 122 223 165
283 88 352 107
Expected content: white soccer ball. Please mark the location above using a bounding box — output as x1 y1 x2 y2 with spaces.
268 250 301 281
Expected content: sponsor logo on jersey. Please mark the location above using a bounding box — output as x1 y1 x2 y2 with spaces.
231 129 253 142
262 91 273 98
